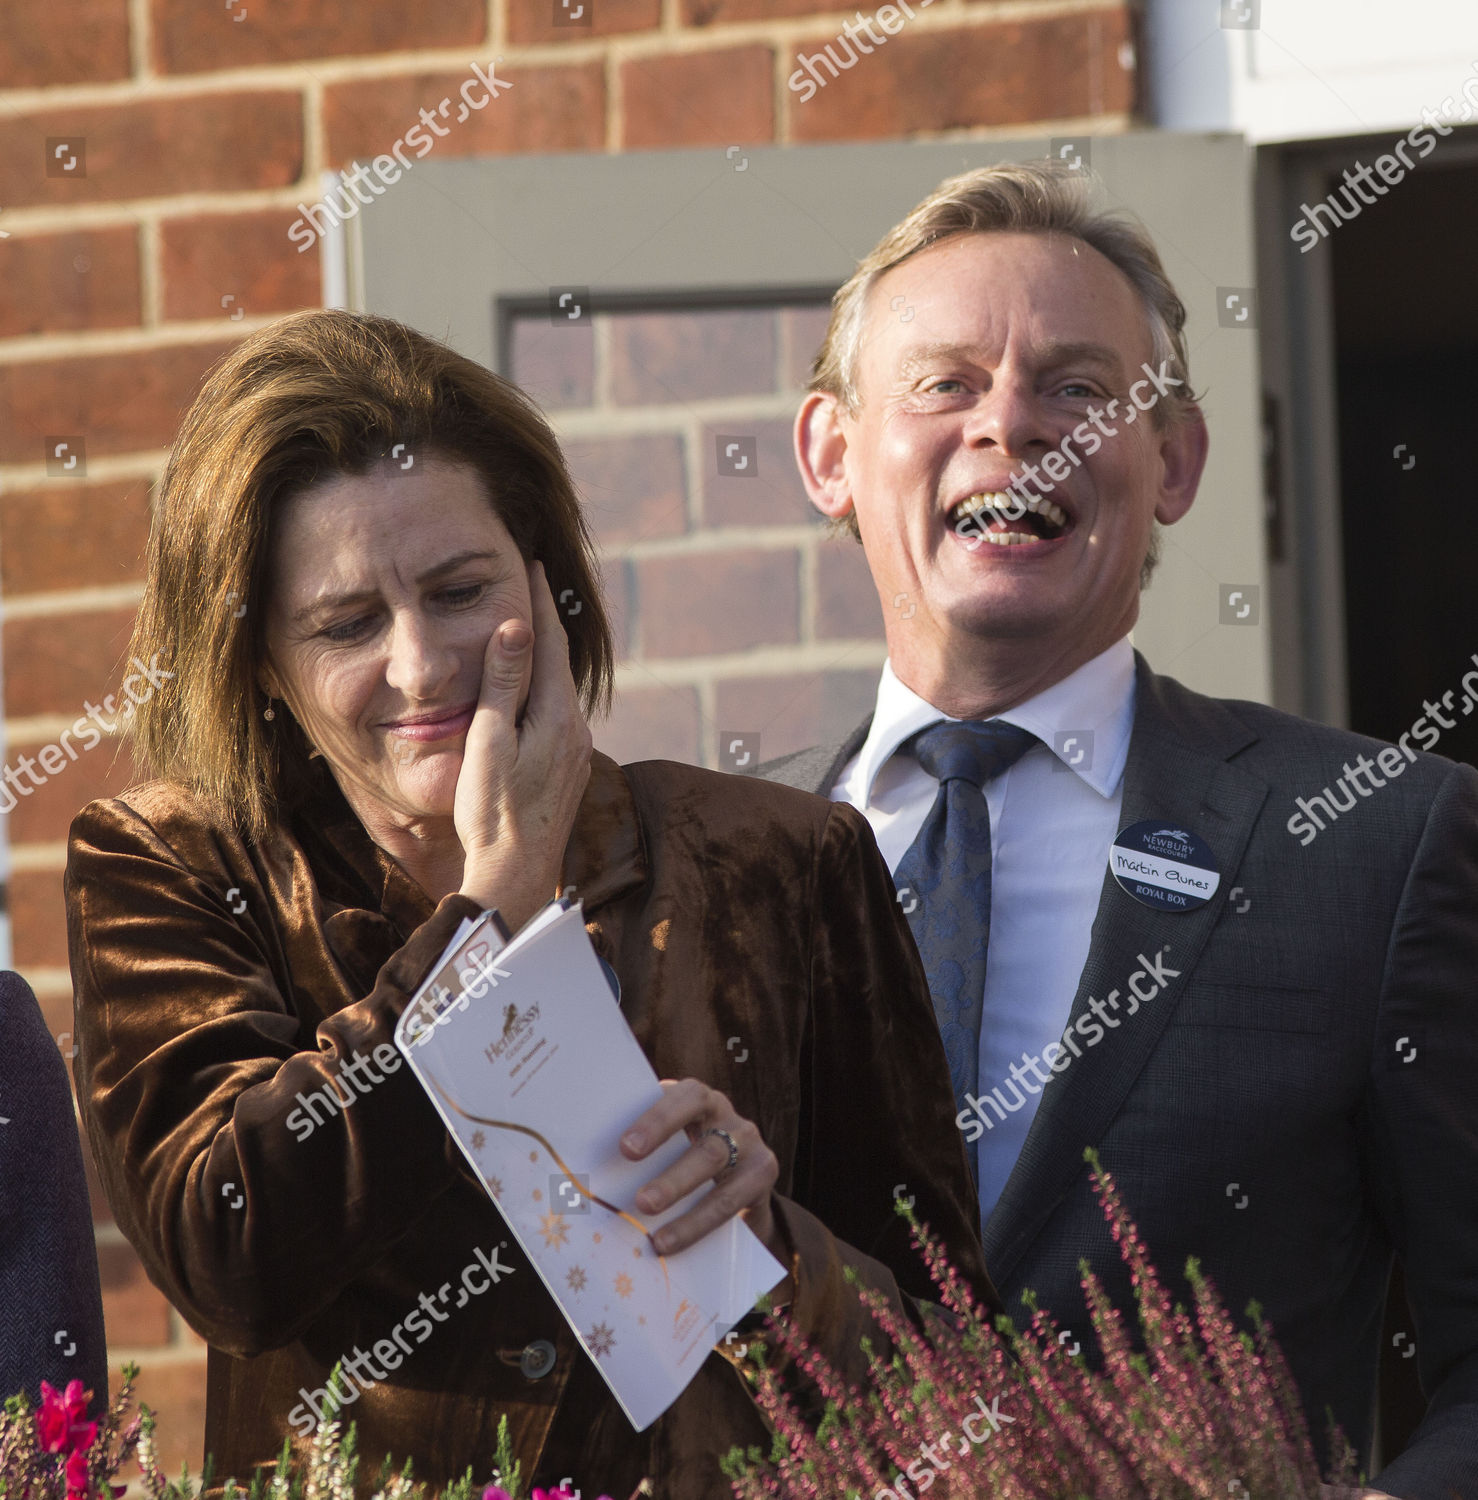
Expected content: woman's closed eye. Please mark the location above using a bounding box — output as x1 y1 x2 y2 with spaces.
319 583 491 644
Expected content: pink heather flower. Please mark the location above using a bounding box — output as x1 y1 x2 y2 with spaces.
481 1489 513 1500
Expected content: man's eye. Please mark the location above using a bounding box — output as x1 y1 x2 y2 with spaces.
925 378 968 395
1056 381 1097 398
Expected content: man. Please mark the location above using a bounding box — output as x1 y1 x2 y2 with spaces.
760 162 1478 1499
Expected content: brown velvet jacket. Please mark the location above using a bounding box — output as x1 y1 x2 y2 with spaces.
65 751 993 1498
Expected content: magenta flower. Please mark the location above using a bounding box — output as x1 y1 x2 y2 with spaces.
36 1381 96 1458
64 1446 91 1499
480 1489 513 1500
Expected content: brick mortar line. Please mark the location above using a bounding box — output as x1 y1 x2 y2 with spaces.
696 675 718 765
611 638 884 684
552 394 809 429
13 966 73 993
139 218 163 328
681 412 706 530
104 1345 209 1367
0 319 253 365
871 110 1133 146
582 0 1128 59
0 0 1127 114
593 314 615 408
799 527 819 647
0 188 340 241
303 74 327 204
606 47 621 152
9 843 70 871
0 45 534 112
609 525 831 556
1 582 146 618
128 0 152 80
0 454 165 489
5 707 131 740
772 30 795 141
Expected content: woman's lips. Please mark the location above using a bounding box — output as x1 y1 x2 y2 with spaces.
385 705 476 742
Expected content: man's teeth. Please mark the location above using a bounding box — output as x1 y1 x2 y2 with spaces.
953 491 1069 532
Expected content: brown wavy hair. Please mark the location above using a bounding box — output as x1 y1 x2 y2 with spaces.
124 309 614 841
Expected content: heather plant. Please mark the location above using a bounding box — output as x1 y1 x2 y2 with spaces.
722 1149 1366 1500
5 1155 1367 1500
0 1369 615 1500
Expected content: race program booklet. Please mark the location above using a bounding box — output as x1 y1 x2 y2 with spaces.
393 898 785 1430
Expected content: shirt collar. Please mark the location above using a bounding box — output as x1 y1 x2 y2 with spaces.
849 635 1138 805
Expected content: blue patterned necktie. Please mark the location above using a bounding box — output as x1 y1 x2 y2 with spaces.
893 720 1037 1187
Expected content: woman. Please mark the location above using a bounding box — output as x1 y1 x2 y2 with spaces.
65 310 991 1498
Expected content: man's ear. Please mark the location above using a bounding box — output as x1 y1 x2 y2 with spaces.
795 391 854 524
1154 405 1209 526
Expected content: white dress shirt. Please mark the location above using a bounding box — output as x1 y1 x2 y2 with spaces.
830 636 1138 1228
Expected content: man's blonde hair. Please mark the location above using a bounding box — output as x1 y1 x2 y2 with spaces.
811 161 1200 563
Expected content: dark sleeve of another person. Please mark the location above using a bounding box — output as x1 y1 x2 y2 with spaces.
0 969 109 1416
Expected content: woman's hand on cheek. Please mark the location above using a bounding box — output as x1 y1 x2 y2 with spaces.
455 559 592 931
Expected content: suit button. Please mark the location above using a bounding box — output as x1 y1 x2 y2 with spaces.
520 1339 557 1380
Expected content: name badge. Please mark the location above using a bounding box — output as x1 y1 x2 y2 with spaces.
1110 820 1220 912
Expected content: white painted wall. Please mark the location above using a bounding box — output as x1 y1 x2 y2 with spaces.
1146 0 1478 142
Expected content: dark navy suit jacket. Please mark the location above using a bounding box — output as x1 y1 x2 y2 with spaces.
760 655 1478 1500
0 970 108 1414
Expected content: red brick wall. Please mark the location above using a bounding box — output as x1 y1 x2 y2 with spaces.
0 0 1138 1473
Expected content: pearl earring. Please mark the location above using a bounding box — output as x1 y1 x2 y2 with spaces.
263 700 276 722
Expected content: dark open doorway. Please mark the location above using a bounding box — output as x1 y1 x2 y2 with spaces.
1334 151 1478 772
1327 143 1478 1463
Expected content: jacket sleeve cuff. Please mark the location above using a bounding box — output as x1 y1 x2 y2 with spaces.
757 1192 916 1391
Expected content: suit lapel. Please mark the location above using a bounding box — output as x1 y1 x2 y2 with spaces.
757 714 874 796
820 715 873 794
981 660 1269 1281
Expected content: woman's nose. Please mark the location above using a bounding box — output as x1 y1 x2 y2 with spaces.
383 610 458 695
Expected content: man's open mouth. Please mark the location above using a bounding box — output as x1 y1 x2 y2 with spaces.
949 491 1070 546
